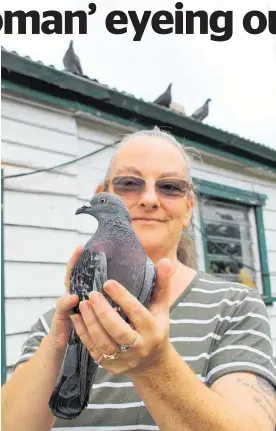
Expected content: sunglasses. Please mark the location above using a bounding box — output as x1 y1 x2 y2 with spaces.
106 176 193 200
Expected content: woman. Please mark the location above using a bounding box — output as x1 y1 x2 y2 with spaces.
2 128 276 431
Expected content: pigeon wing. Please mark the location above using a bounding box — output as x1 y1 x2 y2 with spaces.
63 49 70 69
73 53 83 75
191 106 203 119
63 49 83 75
70 249 108 312
191 101 209 121
154 87 171 107
49 250 108 420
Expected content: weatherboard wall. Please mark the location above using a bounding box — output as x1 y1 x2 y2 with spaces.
2 93 276 379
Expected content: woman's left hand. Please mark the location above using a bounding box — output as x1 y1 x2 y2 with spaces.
70 258 176 375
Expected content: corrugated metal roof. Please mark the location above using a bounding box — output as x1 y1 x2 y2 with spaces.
2 45 276 174
1 45 271 151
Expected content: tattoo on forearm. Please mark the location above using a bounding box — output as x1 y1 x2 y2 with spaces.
253 396 274 425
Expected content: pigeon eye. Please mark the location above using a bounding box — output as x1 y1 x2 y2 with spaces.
98 196 107 204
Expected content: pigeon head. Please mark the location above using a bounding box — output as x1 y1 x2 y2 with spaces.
69 40 73 48
206 98 211 104
75 192 131 223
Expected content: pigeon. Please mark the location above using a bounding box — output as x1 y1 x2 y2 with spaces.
63 40 83 76
153 83 172 107
49 193 156 420
191 98 211 122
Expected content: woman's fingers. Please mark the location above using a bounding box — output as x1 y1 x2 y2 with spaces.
78 300 118 356
70 313 103 362
55 293 79 318
49 293 79 352
89 292 139 347
102 281 155 333
64 245 84 292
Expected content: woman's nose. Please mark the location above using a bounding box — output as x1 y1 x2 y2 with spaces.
138 183 159 209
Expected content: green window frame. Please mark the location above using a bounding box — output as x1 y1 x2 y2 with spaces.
194 178 274 305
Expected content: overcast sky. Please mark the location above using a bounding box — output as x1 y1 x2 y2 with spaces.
1 0 276 149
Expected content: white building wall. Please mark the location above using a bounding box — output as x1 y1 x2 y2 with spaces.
2 93 276 378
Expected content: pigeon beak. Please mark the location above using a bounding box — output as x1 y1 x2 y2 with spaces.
75 205 91 215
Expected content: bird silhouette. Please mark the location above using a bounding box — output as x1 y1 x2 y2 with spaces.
191 98 211 122
63 40 83 76
153 83 172 108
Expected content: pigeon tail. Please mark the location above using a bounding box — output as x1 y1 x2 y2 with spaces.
49 328 98 420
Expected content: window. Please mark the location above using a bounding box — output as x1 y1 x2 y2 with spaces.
193 178 272 303
200 199 256 286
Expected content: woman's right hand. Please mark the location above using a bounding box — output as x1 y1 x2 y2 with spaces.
47 245 83 352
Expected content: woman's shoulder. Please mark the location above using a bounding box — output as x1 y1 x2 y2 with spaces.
194 271 259 300
189 270 267 320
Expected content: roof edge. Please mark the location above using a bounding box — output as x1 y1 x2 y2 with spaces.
1 48 276 170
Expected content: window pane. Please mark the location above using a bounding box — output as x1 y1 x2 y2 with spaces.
200 199 256 286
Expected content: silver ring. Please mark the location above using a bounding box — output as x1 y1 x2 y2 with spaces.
119 333 138 352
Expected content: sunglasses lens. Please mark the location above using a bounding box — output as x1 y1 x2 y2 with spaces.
156 179 188 198
111 176 190 200
112 176 144 197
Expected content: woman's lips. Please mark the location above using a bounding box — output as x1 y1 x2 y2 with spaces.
132 218 165 224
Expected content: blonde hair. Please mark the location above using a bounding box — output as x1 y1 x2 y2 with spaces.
103 126 197 269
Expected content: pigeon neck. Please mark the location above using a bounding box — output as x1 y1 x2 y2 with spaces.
97 217 131 232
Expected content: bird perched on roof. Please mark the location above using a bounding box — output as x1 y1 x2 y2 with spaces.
153 83 172 107
63 40 83 76
191 98 211 122
49 193 156 420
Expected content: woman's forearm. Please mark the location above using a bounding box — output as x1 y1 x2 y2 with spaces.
1 334 65 431
128 345 257 431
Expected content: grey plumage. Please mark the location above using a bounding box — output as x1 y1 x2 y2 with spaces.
191 98 211 122
153 83 172 107
49 193 156 420
63 40 83 75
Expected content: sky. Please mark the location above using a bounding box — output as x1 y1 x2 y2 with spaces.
0 0 276 149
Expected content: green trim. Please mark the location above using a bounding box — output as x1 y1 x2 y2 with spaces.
2 48 276 173
2 79 276 176
1 169 6 385
193 178 267 206
255 206 272 300
1 79 149 132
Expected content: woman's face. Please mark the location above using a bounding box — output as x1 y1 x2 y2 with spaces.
97 136 194 261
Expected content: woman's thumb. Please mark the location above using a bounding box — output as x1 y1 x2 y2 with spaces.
149 258 176 314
